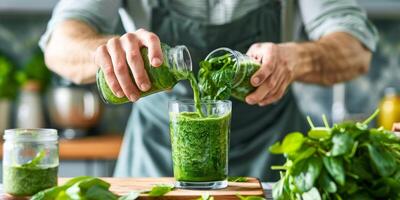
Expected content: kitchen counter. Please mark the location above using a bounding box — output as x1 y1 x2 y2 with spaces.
0 134 123 160
0 178 274 200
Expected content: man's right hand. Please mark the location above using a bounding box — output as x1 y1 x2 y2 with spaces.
94 28 163 102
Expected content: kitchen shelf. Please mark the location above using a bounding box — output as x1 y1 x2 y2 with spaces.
0 134 123 160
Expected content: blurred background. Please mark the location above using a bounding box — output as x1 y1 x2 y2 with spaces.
0 0 399 178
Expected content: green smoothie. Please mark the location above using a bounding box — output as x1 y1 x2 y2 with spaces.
169 111 230 182
3 166 58 196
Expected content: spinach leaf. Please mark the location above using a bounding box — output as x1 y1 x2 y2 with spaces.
31 176 93 200
228 176 248 182
367 144 396 177
329 133 354 156
195 193 214 200
269 132 304 154
322 156 345 186
301 187 321 200
118 191 140 200
22 149 46 168
318 169 337 193
147 184 174 197
236 194 266 200
85 185 118 200
292 157 322 193
308 128 331 140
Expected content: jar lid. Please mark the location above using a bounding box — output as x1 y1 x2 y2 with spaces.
4 129 58 142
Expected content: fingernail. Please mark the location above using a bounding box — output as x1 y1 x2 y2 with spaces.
116 91 124 98
253 77 260 85
129 94 138 102
152 58 162 66
246 97 256 105
141 83 150 91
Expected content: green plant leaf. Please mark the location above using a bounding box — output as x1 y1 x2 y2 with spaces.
301 187 321 200
118 191 140 200
236 194 266 200
292 147 316 164
147 184 174 197
318 169 337 193
292 157 322 193
228 176 248 182
269 132 304 154
22 149 46 168
367 144 396 177
195 193 214 200
329 133 354 156
308 127 331 140
322 157 345 186
85 185 118 200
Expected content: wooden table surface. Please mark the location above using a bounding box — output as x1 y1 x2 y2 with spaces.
1 177 266 200
0 134 123 160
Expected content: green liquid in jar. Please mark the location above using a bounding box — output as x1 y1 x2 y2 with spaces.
97 46 190 104
169 112 230 182
3 166 58 196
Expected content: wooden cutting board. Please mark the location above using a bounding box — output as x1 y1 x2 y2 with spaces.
1 177 265 200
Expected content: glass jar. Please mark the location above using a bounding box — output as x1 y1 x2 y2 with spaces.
97 44 193 104
378 87 400 130
204 47 260 101
3 129 59 196
169 99 232 189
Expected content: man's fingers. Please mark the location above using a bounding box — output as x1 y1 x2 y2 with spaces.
136 29 163 67
258 76 286 106
121 33 152 92
251 43 277 87
107 37 139 101
245 81 272 105
95 45 124 98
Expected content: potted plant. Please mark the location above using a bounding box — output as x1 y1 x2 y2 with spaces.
0 55 19 134
15 50 51 128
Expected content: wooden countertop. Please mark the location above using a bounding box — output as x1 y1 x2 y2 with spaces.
2 177 265 200
0 134 123 160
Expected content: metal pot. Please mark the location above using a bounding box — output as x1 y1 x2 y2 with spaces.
47 85 102 138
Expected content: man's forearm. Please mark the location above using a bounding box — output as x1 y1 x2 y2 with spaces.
45 20 112 84
288 32 372 85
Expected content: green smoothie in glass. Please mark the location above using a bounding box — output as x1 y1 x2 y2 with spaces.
169 99 231 189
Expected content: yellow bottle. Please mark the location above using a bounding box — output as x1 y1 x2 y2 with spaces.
378 87 400 130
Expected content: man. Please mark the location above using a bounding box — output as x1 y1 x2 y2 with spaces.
40 0 378 181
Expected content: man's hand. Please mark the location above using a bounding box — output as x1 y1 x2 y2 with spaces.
245 42 299 106
94 29 163 102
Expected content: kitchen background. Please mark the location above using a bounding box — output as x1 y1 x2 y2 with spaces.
0 0 399 178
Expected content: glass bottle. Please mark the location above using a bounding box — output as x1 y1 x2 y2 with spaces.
204 48 261 101
3 129 59 196
378 87 400 130
96 44 192 104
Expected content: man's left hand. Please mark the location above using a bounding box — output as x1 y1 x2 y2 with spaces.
245 42 299 106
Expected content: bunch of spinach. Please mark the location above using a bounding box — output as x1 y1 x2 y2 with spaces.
0 55 19 99
198 54 235 100
31 176 173 200
270 110 400 200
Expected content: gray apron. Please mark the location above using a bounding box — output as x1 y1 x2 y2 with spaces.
114 0 307 182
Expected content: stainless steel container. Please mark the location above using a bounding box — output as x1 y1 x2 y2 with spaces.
47 85 102 138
